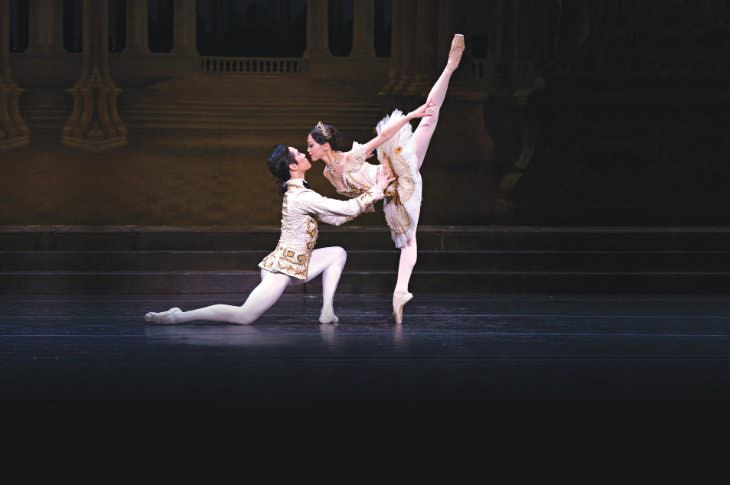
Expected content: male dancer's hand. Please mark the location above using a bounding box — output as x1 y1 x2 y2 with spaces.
382 161 396 180
376 166 396 190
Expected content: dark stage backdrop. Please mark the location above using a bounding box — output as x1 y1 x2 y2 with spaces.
2 0 729 226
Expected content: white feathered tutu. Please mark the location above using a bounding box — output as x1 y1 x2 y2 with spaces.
376 110 423 249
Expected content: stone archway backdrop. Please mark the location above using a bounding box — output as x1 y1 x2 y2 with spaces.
1 0 729 226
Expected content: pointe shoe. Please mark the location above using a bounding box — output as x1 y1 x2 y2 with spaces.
446 34 465 71
392 290 413 325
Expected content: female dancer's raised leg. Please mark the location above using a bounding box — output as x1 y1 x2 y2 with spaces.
392 34 465 323
408 33 465 168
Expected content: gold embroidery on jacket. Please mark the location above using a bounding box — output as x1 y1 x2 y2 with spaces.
259 242 311 280
305 217 318 250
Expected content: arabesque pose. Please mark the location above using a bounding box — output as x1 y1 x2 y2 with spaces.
306 34 465 323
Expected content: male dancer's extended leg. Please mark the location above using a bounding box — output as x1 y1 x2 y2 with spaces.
293 246 348 324
145 271 291 325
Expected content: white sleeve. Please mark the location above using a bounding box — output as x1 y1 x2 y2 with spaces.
299 186 384 226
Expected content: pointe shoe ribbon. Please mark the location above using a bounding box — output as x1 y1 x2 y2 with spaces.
393 291 414 325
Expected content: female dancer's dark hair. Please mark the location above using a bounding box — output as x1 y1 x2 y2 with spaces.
268 144 295 194
308 123 342 150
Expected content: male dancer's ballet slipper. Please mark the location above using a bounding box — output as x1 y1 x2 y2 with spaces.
319 313 339 325
144 313 164 324
144 307 181 325
392 290 414 325
446 33 465 71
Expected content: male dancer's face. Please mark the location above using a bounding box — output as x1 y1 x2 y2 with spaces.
288 147 311 173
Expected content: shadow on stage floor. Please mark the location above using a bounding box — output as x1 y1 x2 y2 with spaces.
2 294 728 483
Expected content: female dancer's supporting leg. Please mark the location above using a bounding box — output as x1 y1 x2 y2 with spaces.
145 246 347 325
392 34 464 323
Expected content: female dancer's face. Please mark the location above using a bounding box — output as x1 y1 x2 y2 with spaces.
306 134 328 162
289 147 311 172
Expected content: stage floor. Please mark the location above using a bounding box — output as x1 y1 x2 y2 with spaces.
2 293 729 483
2 293 728 402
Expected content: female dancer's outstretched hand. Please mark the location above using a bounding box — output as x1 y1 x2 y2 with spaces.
406 100 437 120
361 100 437 158
376 165 396 190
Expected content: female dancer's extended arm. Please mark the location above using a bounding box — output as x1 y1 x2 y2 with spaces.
360 101 435 157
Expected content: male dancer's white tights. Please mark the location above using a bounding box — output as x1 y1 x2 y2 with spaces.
145 246 347 325
393 64 455 295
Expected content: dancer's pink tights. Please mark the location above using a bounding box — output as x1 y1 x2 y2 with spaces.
394 66 454 295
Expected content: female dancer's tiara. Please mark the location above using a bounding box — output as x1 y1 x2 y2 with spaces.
315 121 330 140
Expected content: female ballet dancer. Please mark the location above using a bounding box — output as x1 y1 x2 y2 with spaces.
144 145 394 325
306 34 465 323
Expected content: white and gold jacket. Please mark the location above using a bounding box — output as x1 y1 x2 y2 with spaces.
258 178 384 280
